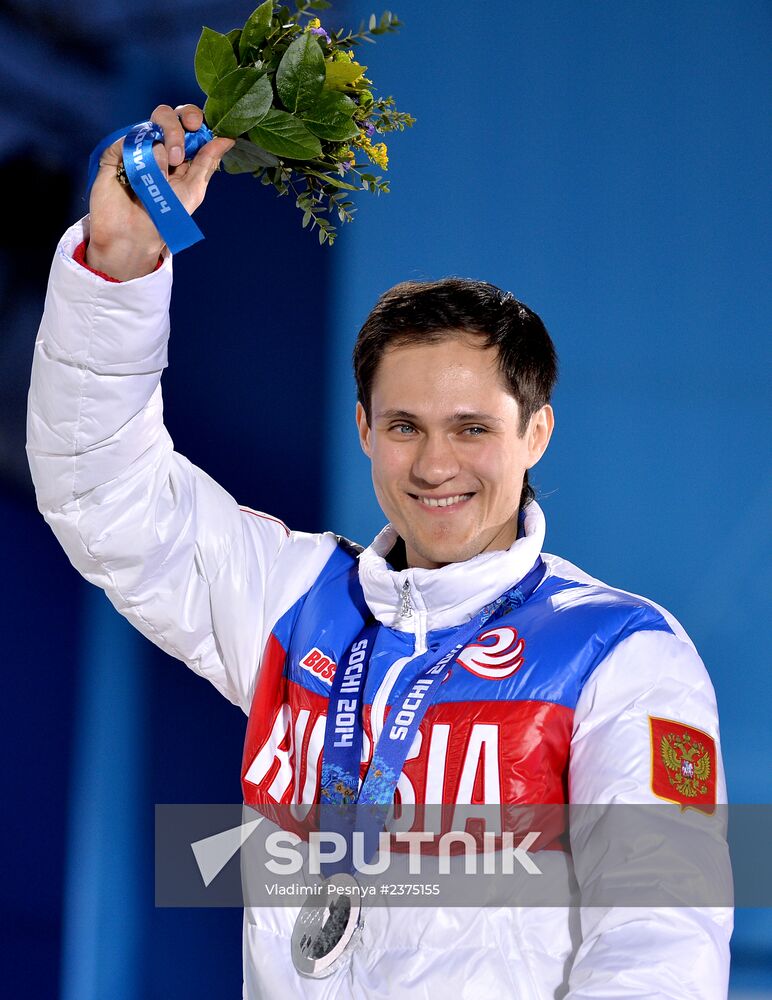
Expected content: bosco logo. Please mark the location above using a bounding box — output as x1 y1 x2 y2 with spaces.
299 648 337 684
456 626 525 680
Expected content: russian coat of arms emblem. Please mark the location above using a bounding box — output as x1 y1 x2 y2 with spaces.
649 716 717 812
659 730 711 797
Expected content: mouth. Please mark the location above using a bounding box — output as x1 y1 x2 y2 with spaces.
409 492 475 509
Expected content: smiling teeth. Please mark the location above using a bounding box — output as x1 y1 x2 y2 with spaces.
417 494 472 508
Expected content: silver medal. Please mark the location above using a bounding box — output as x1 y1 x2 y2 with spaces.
291 873 364 979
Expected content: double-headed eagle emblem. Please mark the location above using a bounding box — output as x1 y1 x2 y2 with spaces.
660 731 711 798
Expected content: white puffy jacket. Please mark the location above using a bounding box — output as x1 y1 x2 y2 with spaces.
27 220 732 999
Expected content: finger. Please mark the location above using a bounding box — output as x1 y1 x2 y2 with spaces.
185 136 235 183
153 141 170 178
98 136 124 168
151 103 186 167
175 104 204 132
205 136 235 159
180 137 235 201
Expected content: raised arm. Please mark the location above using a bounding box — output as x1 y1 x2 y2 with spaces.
26 105 338 712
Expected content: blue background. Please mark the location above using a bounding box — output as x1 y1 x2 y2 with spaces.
1 0 769 996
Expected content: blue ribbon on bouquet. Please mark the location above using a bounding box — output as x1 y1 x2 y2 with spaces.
86 121 214 255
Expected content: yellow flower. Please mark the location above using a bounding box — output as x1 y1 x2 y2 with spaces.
370 142 388 169
308 17 321 29
353 133 389 170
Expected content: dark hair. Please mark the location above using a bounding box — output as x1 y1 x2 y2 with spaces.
353 277 558 509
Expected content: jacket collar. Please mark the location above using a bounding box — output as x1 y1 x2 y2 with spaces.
358 501 546 633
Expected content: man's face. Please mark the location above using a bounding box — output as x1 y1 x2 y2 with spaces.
356 332 554 569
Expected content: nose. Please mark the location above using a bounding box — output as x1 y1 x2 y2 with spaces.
411 432 461 487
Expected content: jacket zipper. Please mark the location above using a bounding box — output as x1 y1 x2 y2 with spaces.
399 579 413 618
370 577 428 748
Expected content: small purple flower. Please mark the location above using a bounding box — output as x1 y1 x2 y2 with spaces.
363 120 376 138
310 26 331 43
338 160 352 175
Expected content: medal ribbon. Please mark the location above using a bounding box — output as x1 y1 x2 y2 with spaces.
86 121 214 254
319 557 546 871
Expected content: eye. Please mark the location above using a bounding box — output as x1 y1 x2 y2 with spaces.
463 425 487 436
390 423 416 435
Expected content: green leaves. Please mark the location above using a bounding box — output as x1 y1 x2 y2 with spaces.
240 1 273 60
225 29 242 60
300 91 359 141
305 169 360 191
205 69 273 137
325 59 367 91
248 110 322 159
367 11 402 36
276 33 325 112
195 27 238 94
191 1 412 245
222 137 280 174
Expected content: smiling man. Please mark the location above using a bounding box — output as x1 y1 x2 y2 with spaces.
353 281 555 570
27 105 732 998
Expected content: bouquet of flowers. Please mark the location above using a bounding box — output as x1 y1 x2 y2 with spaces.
195 0 414 244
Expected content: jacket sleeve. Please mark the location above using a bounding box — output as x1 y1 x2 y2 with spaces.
26 219 337 713
566 624 733 998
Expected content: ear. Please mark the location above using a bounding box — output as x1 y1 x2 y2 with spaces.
525 404 554 469
355 401 372 457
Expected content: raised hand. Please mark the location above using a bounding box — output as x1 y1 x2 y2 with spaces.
87 103 234 280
